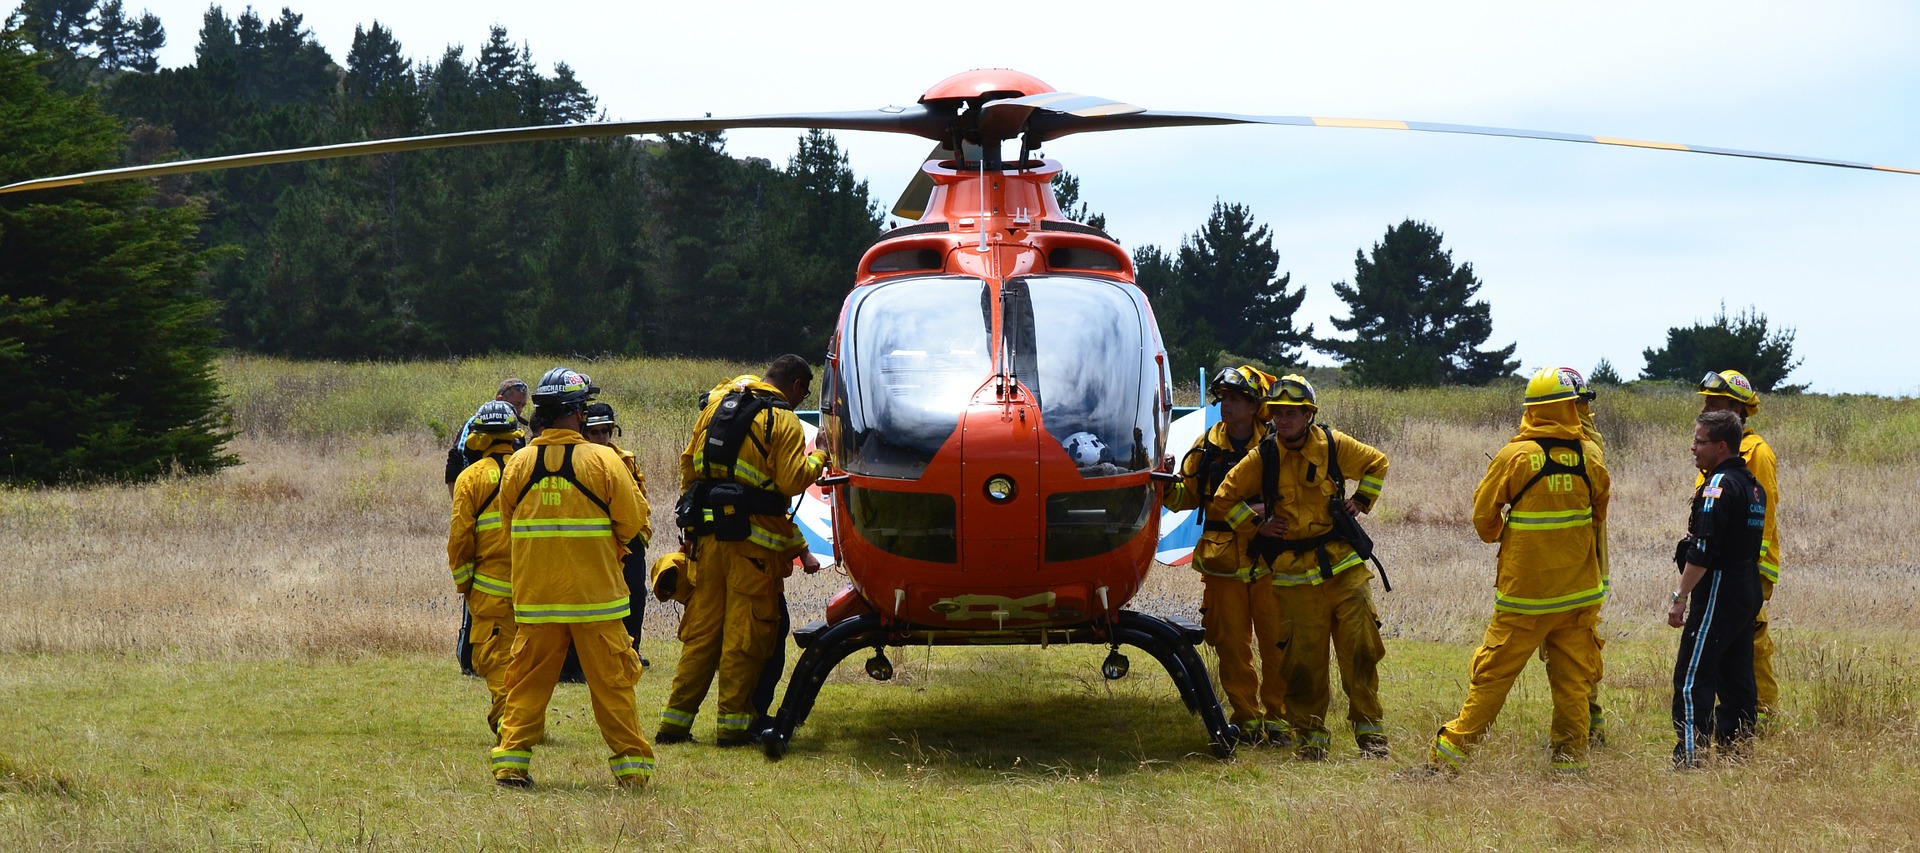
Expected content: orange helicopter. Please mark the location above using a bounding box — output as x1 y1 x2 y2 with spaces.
9 67 1914 760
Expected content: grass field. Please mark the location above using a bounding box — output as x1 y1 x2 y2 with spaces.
2 357 1916 851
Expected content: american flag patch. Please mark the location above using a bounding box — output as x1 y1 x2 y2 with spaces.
1702 486 1723 498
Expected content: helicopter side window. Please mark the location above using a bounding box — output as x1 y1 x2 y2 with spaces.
1003 276 1162 477
836 277 992 480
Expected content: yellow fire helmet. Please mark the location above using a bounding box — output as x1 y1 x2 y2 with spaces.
1523 366 1586 406
1697 369 1761 415
1267 373 1318 413
1208 365 1276 405
649 551 694 604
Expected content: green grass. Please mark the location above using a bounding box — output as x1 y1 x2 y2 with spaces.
4 355 1916 850
217 354 761 444
216 356 1920 469
3 635 1917 851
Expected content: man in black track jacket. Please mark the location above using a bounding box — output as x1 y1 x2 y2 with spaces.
1667 409 1767 769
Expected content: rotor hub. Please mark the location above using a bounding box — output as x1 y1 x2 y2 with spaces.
919 69 1054 104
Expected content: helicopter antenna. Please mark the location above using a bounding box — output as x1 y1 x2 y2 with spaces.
976 154 990 254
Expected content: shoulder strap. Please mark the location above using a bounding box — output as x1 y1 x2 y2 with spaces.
555 444 612 515
1321 424 1345 500
475 455 506 526
1258 436 1280 511
701 390 781 481
513 444 612 515
1509 437 1591 508
515 444 551 506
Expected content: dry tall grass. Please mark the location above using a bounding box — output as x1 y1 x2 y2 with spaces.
2 357 1916 850
6 358 1916 672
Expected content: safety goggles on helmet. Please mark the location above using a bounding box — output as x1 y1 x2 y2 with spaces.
1268 374 1317 408
1698 370 1753 397
1207 366 1272 404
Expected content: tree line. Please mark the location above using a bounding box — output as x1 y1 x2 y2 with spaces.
1112 196 1800 393
1 1 1802 484
14 1 884 360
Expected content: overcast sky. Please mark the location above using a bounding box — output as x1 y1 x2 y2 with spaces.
107 0 1920 395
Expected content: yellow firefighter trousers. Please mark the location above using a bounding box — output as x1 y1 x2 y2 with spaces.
1541 627 1608 736
491 620 654 784
1431 605 1603 772
1201 574 1287 729
465 590 518 734
659 539 785 741
1276 566 1386 752
1755 579 1777 718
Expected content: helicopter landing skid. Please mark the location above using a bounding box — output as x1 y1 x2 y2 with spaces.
759 609 1238 761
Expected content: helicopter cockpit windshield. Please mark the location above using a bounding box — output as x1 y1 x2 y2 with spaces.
1002 276 1162 477
837 277 992 479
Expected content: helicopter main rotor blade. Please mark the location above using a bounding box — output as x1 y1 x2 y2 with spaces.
0 106 951 195
1023 109 1920 176
977 92 1145 140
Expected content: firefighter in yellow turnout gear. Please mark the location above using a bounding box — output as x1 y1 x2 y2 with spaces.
489 368 655 788
447 400 523 734
1429 367 1609 775
1538 370 1611 744
1697 369 1783 726
659 356 827 747
1162 367 1287 745
583 402 652 659
1210 374 1390 760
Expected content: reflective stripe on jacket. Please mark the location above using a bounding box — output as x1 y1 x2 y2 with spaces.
1165 421 1272 580
499 431 652 623
1209 425 1389 584
448 447 514 595
1473 401 1609 614
680 378 826 558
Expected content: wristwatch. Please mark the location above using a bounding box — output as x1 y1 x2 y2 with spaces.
1669 590 1684 605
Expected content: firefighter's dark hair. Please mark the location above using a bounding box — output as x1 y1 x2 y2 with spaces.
765 354 813 387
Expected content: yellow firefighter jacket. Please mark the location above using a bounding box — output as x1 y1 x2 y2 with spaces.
1694 429 1780 584
681 377 826 557
1164 420 1273 580
448 442 516 598
498 429 652 623
1577 400 1610 583
1210 425 1388 587
610 442 651 560
1472 400 1610 615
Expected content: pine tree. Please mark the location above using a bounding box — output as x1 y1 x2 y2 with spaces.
1160 201 1311 373
0 26 232 483
1322 219 1518 387
1050 171 1107 232
741 130 881 356
1590 358 1622 386
1640 304 1804 393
